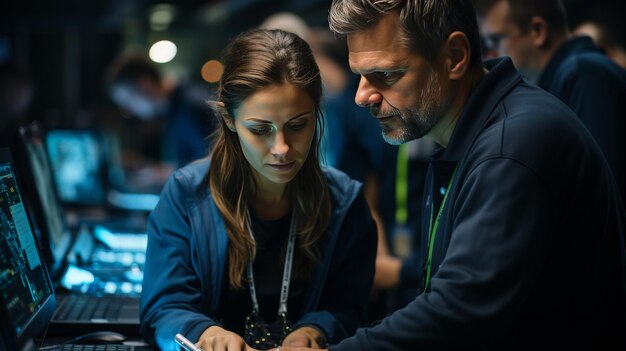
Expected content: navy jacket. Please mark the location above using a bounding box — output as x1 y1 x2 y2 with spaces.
331 57 626 350
140 159 377 350
539 36 626 203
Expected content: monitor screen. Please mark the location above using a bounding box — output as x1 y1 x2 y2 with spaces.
45 130 106 205
21 126 71 268
0 148 56 351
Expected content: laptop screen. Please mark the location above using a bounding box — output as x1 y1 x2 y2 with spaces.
45 130 106 205
0 148 56 351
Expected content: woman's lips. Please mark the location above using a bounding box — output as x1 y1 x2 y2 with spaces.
267 161 296 171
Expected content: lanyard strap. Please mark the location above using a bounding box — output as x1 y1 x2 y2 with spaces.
423 166 458 291
246 212 297 316
395 143 409 225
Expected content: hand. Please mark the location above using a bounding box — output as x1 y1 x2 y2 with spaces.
374 254 402 290
197 325 258 351
281 327 325 348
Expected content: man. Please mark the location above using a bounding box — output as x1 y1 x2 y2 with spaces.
282 0 626 350
477 0 626 206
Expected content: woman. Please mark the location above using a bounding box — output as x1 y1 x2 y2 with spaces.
140 29 377 351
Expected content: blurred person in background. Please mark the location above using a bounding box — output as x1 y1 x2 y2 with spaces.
477 0 626 205
259 12 311 43
105 53 217 190
574 20 626 70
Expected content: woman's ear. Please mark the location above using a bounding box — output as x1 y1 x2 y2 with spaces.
216 101 236 132
225 120 236 132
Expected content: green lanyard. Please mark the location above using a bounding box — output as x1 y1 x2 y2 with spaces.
395 143 409 225
423 165 458 291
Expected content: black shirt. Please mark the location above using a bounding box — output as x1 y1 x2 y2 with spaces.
214 210 308 336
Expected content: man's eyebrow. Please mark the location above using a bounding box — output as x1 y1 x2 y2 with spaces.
351 67 406 75
351 67 386 74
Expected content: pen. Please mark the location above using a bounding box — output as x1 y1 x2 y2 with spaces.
175 333 203 351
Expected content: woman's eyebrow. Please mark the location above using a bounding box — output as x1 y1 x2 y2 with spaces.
244 111 314 123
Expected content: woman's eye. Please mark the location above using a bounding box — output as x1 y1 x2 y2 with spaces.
289 123 307 131
250 126 271 135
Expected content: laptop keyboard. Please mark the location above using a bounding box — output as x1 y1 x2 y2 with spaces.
59 345 151 351
66 279 143 297
61 345 132 350
54 295 135 321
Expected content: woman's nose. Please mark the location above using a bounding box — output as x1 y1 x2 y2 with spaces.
270 131 289 156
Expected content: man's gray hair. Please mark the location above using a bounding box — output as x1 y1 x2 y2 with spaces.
328 0 483 67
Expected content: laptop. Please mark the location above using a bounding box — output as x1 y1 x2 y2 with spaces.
0 147 142 335
0 153 151 351
45 128 159 212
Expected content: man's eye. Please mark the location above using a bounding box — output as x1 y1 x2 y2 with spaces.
379 72 400 84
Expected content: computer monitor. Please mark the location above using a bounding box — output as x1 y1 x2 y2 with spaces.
18 122 72 274
0 148 56 351
46 128 159 212
45 129 106 206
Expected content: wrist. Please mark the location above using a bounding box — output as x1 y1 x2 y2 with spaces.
374 255 402 289
295 325 327 346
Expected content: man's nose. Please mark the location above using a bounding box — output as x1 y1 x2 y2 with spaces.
354 76 383 107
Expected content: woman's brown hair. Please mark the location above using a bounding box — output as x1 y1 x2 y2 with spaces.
208 29 331 289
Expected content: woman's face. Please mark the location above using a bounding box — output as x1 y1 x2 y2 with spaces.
229 83 316 190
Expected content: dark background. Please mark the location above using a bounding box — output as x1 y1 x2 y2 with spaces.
1 0 624 128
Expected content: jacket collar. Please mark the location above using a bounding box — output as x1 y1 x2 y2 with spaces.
438 57 522 162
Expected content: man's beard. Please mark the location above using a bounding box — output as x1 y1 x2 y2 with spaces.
373 70 443 146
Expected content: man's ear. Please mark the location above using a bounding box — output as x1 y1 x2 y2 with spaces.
216 101 236 132
529 16 549 48
445 31 472 80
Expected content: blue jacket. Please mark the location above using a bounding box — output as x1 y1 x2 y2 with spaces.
140 159 377 350
331 57 626 350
